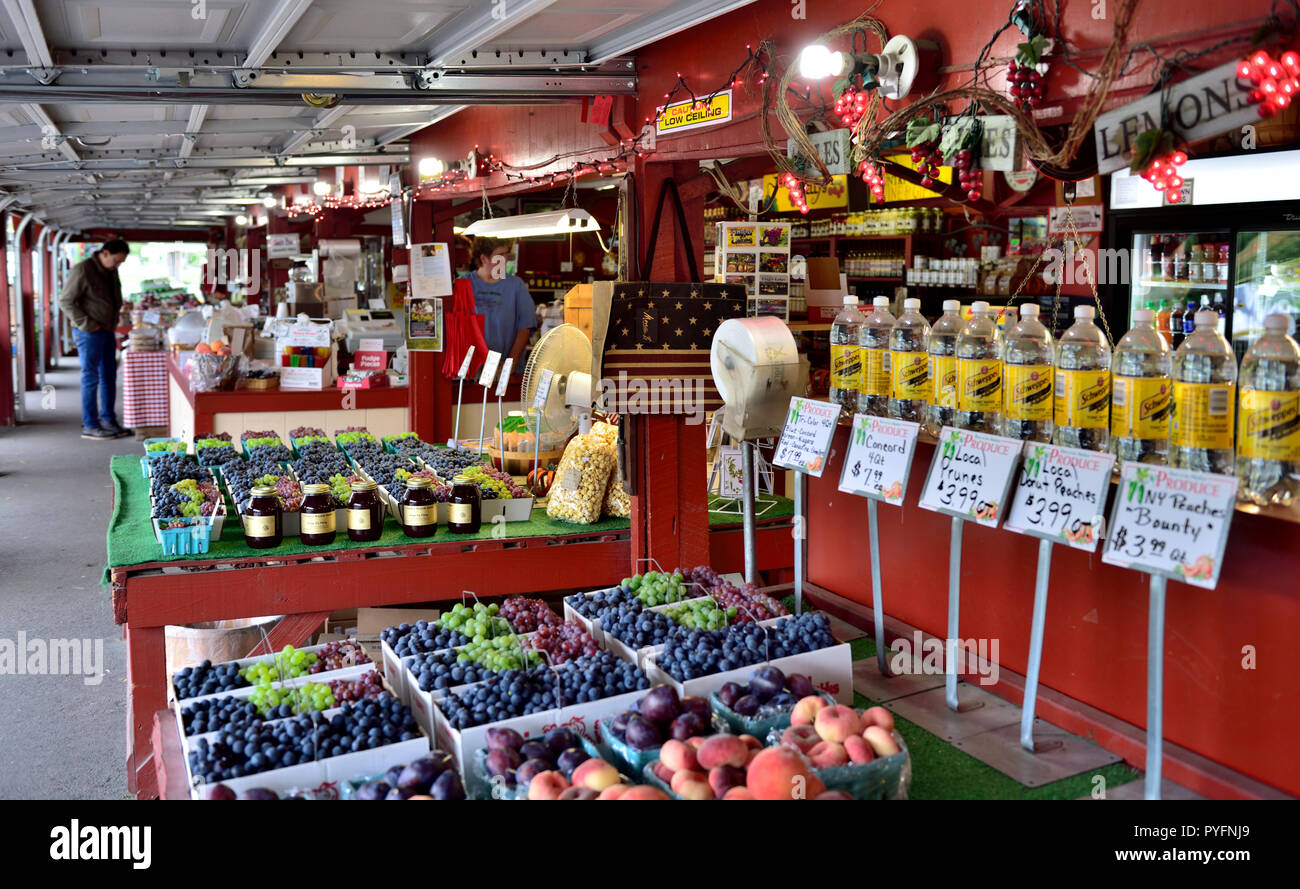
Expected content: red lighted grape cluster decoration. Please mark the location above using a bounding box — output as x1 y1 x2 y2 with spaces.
1239 49 1300 117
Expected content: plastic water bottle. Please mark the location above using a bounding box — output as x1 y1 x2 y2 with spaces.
1236 313 1300 504
1054 305 1112 452
1002 303 1054 442
888 297 931 422
926 299 962 436
1171 310 1237 474
858 296 895 417
1111 307 1172 467
955 300 1002 434
828 296 866 417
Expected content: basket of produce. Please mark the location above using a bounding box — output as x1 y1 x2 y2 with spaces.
243 368 279 390
144 437 188 459
765 703 911 800
709 666 834 736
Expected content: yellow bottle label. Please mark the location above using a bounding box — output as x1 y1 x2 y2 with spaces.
957 358 1001 411
865 349 891 397
348 508 372 531
449 503 473 524
930 356 957 409
1238 389 1300 460
1111 375 1172 440
1171 381 1235 450
1055 369 1110 428
890 352 929 401
244 515 276 538
300 511 335 534
830 344 864 391
403 503 438 526
1003 364 1053 421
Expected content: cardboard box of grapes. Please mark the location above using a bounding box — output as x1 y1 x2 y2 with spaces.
601 596 734 671
169 643 375 705
400 631 545 725
562 587 620 646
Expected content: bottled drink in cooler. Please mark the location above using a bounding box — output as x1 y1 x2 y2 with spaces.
1182 301 1197 339
858 296 895 417
1157 300 1173 346
927 299 963 436
1171 310 1237 474
1054 305 1112 451
1170 302 1186 349
1111 308 1172 466
888 297 931 422
1236 313 1300 505
828 296 866 417
1002 303 1054 442
955 300 1003 434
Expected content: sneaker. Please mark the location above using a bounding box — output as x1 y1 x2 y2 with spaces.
102 423 133 439
81 427 116 440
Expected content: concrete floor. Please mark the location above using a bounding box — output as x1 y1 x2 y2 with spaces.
0 359 132 799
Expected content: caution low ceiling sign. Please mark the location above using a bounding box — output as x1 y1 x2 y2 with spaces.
655 90 733 136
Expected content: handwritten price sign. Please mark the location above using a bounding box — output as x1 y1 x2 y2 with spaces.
773 397 840 477
1102 464 1237 589
838 414 920 504
918 426 1021 527
1004 443 1115 552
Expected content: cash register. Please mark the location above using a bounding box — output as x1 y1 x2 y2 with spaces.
341 308 406 353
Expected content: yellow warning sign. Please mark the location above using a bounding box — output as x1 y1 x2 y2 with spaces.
655 90 733 135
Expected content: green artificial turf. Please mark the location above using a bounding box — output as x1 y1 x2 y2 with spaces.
707 495 795 526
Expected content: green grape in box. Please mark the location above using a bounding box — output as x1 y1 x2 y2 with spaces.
664 598 734 630
620 569 691 606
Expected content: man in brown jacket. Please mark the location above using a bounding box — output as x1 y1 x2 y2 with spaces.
58 239 131 439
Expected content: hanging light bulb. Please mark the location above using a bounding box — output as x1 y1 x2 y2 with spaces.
262 196 277 208
798 44 850 80
313 180 331 196
235 214 249 225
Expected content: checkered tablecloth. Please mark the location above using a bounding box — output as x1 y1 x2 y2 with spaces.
122 350 170 427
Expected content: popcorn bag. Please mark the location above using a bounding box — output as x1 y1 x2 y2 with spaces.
589 420 630 519
546 431 617 524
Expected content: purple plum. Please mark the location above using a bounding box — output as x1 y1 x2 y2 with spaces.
639 685 682 725
238 787 279 800
679 696 711 720
733 695 760 716
398 757 444 794
204 784 237 801
486 727 525 751
520 741 550 762
431 769 465 801
516 758 552 788
749 666 786 702
717 682 745 709
787 673 815 698
354 781 389 800
624 714 663 750
556 747 590 778
486 747 522 778
544 727 580 755
669 712 704 740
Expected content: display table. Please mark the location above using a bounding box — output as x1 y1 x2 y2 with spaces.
166 355 409 442
122 350 170 429
803 425 1300 798
108 456 795 798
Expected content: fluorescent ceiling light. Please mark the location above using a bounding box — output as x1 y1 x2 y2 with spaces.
462 209 601 239
235 215 249 225
262 196 277 208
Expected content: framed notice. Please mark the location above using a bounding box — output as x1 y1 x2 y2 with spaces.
410 243 453 299
838 414 920 504
1004 442 1115 552
918 426 1021 527
1102 464 1237 589
714 221 791 320
405 298 443 352
772 397 839 477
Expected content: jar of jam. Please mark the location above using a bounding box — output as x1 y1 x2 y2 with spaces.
300 482 337 546
400 476 438 538
447 475 482 534
347 479 383 542
243 484 283 548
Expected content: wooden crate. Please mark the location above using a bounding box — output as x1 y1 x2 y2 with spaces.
563 283 593 342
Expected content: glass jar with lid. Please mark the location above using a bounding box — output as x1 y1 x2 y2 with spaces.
447 475 482 534
243 484 283 549
347 479 383 542
299 482 336 546
400 476 438 538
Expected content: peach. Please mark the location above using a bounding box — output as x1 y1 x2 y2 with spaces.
790 695 829 726
596 783 630 800
863 725 901 757
659 739 698 773
738 734 762 750
696 734 749 770
779 724 821 754
558 785 599 800
709 765 746 799
670 769 709 795
807 740 849 768
722 786 755 800
676 779 715 801
572 758 621 792
650 761 675 784
814 705 863 743
745 747 762 766
686 736 707 751
618 785 671 800
844 734 875 765
861 705 895 731
815 789 855 800
527 770 570 800
745 747 826 800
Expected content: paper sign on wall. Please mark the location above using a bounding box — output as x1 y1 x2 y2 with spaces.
410 243 453 299
478 350 502 388
266 233 300 259
531 368 555 409
1048 205 1104 235
1004 442 1115 551
405 297 443 352
838 414 920 504
142 310 161 325
717 445 746 499
772 397 839 477
918 426 1022 527
1102 464 1237 589
495 357 514 397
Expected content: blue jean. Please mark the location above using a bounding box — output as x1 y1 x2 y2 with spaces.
73 328 119 429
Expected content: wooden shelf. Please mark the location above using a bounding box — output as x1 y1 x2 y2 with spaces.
787 321 832 332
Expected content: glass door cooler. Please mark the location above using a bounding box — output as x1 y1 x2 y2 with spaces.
1232 229 1300 362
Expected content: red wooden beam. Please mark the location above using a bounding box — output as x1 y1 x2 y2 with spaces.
151 710 191 800
0 221 13 427
245 611 332 657
20 223 37 390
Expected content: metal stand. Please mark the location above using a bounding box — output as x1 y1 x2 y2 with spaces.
1020 537 1054 752
496 392 504 466
792 469 806 615
946 516 963 711
477 383 490 458
452 373 466 447
867 498 890 676
742 440 757 584
1145 574 1167 800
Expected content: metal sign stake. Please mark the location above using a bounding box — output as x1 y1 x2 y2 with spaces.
792 469 805 615
945 515 963 711
867 498 889 676
477 383 490 459
1145 574 1167 800
742 439 757 584
452 374 467 447
1019 537 1054 751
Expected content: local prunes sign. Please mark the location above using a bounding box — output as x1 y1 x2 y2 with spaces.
918 427 1021 527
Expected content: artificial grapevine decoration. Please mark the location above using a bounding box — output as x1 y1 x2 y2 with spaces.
1130 127 1188 201
905 115 944 189
1008 34 1048 110
941 117 985 202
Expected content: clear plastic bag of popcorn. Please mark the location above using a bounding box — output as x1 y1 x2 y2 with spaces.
546 432 617 524
591 420 619 444
603 457 631 518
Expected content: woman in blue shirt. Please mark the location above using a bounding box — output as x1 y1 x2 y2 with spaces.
464 237 536 370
